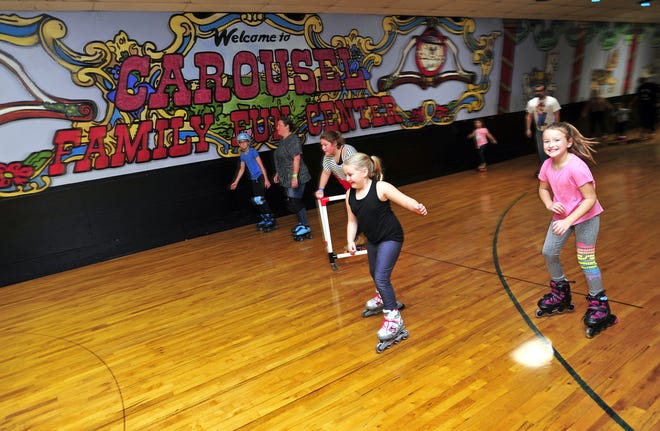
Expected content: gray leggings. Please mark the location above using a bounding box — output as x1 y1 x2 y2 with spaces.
541 215 603 296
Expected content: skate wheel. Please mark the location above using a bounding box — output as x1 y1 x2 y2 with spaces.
535 309 544 318
586 327 596 338
330 263 338 271
376 343 387 354
396 301 406 311
362 308 382 318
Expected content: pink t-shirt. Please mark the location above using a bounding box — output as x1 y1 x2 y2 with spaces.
538 154 603 225
473 127 490 148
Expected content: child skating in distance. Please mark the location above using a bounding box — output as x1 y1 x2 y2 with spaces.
467 119 497 171
230 132 276 232
343 153 428 352
536 122 617 338
612 102 631 143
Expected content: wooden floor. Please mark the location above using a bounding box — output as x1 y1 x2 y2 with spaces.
1 134 658 431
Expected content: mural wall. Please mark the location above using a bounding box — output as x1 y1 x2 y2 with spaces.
1 12 657 198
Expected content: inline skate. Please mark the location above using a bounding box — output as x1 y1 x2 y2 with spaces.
375 309 409 353
583 292 618 338
257 214 277 232
292 224 312 241
361 292 405 317
535 279 575 317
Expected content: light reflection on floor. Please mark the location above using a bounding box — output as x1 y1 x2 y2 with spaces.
511 337 555 368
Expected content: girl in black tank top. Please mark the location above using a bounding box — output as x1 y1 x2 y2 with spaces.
343 153 428 350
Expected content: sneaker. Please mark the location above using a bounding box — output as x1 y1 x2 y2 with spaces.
377 309 403 341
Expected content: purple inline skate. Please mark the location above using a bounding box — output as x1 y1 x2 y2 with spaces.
535 280 575 317
583 291 618 338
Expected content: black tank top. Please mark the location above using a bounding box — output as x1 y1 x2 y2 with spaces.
348 179 403 243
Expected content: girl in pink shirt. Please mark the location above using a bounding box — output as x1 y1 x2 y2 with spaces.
535 122 617 338
467 119 497 171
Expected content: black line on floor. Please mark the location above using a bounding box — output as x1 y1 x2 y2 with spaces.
401 251 642 309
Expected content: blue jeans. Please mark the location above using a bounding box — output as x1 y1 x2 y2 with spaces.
285 183 308 226
535 129 549 164
367 240 402 310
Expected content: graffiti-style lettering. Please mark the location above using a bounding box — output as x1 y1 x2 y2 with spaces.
259 49 289 97
233 51 260 99
150 55 191 109
115 48 368 110
194 52 231 105
305 95 402 135
291 49 316 95
116 55 151 112
214 28 278 46
189 114 213 153
51 128 82 176
77 127 110 172
49 115 213 175
313 48 342 92
112 121 152 167
230 106 291 146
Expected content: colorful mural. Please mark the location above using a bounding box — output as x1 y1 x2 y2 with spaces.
0 13 502 197
0 12 657 198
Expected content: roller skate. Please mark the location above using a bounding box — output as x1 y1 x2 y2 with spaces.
583 292 618 338
376 309 408 353
535 279 575 317
361 293 405 317
477 163 487 172
292 224 312 241
257 214 277 232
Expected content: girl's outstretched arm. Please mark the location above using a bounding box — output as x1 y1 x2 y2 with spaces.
378 181 427 215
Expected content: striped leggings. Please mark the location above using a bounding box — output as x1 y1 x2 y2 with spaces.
541 215 603 296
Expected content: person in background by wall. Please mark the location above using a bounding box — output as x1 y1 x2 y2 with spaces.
230 132 277 232
526 84 561 171
273 116 313 241
581 89 612 139
612 102 631 143
314 130 357 199
467 119 497 172
632 75 658 140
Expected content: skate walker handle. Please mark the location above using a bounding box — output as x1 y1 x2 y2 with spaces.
317 193 366 270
